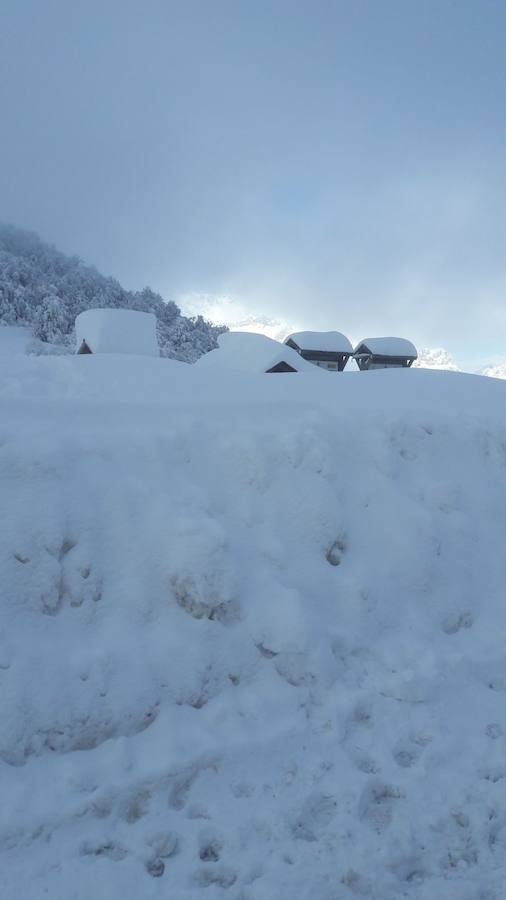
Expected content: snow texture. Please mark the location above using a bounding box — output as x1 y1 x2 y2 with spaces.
195 330 322 374
1 351 506 900
0 324 31 355
355 337 418 358
75 308 159 356
285 331 354 353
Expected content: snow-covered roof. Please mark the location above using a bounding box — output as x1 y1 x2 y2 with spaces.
285 331 353 354
75 308 159 356
195 331 323 374
354 337 417 358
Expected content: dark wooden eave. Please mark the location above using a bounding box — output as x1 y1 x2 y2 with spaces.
266 360 297 373
354 350 416 370
285 338 349 370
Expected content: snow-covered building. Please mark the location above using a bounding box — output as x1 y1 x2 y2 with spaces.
284 331 353 371
353 337 417 370
196 331 323 374
75 308 159 357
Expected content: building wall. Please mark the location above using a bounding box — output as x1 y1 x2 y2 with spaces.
314 360 338 370
368 362 404 369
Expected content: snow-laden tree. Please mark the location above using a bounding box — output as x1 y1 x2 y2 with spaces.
32 295 67 344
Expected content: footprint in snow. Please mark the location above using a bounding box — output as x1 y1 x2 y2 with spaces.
198 829 223 862
325 535 347 567
441 611 473 634
358 780 404 833
392 733 432 768
289 792 337 842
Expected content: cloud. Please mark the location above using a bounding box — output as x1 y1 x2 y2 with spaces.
1 0 505 364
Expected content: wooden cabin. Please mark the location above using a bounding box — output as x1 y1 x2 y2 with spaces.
353 337 417 370
284 331 353 371
195 331 325 375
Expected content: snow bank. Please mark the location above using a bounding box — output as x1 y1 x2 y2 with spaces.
75 308 159 356
195 330 320 374
1 354 506 899
285 330 353 353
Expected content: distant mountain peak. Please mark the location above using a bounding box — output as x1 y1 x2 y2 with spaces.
413 347 460 371
480 362 506 380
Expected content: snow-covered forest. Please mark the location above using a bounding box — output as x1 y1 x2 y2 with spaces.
0 224 226 361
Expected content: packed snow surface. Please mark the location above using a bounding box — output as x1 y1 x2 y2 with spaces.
75 308 159 356
0 324 31 355
355 337 418 358
195 330 319 374
285 331 354 353
1 353 506 900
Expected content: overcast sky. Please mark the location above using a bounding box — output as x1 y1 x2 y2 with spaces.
1 0 505 362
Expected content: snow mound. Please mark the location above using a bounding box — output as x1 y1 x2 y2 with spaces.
195 330 322 374
285 330 353 353
1 355 506 899
75 308 159 356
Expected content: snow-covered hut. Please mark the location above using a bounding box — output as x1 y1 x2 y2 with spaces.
284 331 353 371
353 337 417 370
75 308 159 357
196 331 323 374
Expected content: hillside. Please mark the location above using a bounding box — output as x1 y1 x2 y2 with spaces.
1 353 506 899
0 224 225 361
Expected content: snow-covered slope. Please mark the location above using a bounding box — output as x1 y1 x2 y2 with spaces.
1 356 506 900
0 224 225 361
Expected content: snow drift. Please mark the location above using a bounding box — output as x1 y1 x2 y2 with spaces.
1 353 506 900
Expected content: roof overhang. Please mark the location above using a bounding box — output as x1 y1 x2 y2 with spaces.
299 349 350 362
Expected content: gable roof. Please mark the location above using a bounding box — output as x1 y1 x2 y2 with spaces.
285 330 353 354
354 337 417 358
195 331 324 374
75 308 159 356
266 360 298 373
